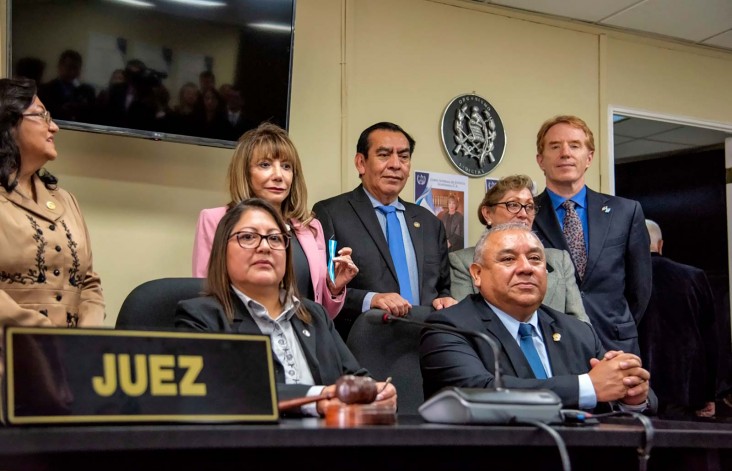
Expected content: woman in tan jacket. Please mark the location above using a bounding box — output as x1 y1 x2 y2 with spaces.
0 78 104 331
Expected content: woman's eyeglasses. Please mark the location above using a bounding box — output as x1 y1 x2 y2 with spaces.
489 201 539 215
22 110 53 125
229 231 290 250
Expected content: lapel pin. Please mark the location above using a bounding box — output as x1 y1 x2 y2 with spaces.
601 206 611 213
46 201 56 210
302 329 311 337
552 333 561 342
414 222 421 228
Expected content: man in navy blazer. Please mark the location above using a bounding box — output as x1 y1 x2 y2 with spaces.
420 224 653 411
532 115 651 355
314 122 456 338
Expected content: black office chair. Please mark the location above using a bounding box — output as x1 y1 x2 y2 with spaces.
346 306 434 415
116 277 205 330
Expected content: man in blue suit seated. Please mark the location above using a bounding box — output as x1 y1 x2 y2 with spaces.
420 223 654 412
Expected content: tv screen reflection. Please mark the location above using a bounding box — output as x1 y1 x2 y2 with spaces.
10 0 295 146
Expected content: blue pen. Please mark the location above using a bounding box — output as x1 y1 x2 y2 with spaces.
327 237 337 283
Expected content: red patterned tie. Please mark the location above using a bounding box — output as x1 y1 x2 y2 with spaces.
562 200 586 279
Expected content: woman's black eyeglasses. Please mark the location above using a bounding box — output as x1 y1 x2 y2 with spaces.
489 201 539 215
229 231 290 250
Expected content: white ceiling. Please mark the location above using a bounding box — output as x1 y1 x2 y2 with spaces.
613 116 732 161
469 0 732 51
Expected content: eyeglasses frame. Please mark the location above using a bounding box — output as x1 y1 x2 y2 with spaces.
489 201 540 215
229 230 291 250
22 110 53 125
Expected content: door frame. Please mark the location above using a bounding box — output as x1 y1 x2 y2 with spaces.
607 105 732 340
606 106 732 194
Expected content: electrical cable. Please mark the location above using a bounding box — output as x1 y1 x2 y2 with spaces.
591 411 655 471
511 418 571 471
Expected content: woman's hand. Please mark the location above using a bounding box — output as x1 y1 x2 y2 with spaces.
373 381 397 411
328 247 359 295
316 384 342 416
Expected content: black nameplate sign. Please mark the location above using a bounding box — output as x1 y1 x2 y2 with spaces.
3 327 278 425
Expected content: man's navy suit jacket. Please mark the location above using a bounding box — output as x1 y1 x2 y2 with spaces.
313 185 451 337
532 188 652 354
420 294 604 408
420 295 657 412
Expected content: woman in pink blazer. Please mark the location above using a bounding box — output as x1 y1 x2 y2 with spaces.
192 123 357 318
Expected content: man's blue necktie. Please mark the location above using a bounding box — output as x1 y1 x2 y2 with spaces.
376 205 414 304
518 323 548 379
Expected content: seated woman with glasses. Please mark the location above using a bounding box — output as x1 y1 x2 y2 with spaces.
449 175 589 322
177 198 396 416
0 78 105 338
192 123 357 319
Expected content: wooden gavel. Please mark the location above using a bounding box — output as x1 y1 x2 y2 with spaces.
278 375 382 412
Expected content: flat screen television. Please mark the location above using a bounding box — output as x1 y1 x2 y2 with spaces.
7 0 295 148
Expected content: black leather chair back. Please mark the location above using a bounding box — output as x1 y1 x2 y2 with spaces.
346 306 433 415
116 277 205 330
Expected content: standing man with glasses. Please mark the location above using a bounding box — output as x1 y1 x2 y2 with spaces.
532 115 651 355
313 122 456 338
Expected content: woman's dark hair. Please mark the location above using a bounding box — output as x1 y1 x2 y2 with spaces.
0 77 58 192
206 197 310 324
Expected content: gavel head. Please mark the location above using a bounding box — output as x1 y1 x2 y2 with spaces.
334 375 378 404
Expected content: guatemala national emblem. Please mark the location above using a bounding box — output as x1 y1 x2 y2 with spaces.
440 94 506 177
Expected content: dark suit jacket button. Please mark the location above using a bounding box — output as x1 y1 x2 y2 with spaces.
56 294 63 301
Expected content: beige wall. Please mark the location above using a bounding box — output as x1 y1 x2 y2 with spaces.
345 0 600 239
606 37 732 124
2 0 731 324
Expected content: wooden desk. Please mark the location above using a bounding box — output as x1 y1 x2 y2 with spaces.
0 416 730 471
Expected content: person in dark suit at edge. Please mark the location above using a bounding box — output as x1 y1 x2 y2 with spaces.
532 115 652 355
313 122 456 338
641 219 716 418
420 223 655 412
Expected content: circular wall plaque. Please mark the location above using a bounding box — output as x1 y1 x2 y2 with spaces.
440 94 506 177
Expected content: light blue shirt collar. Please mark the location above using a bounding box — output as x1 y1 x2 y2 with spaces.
363 187 405 211
484 300 539 342
546 185 587 211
